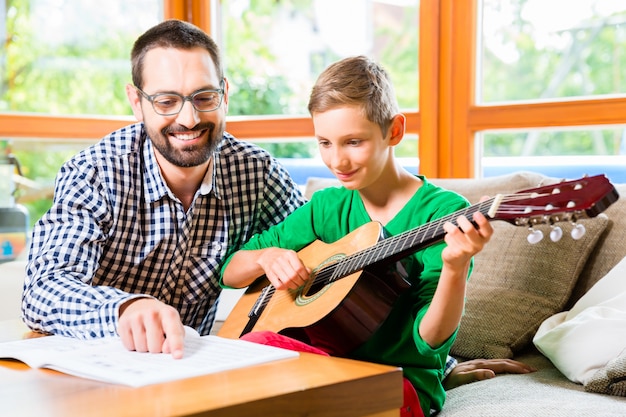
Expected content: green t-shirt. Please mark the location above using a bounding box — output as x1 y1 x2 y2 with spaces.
220 176 471 415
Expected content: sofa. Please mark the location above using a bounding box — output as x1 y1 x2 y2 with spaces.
304 171 626 416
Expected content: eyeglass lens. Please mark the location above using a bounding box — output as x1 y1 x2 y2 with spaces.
152 91 222 115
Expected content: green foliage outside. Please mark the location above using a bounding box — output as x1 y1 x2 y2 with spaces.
2 0 626 225
480 2 626 156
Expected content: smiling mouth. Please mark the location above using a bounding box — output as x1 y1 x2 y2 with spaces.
336 170 357 179
170 130 205 141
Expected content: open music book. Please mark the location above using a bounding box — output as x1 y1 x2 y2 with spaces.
0 327 298 387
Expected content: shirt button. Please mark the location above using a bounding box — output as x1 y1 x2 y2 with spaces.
177 212 184 220
212 242 222 251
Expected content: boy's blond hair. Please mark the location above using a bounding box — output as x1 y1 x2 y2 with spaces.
307 55 400 137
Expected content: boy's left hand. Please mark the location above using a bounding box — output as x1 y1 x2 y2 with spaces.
441 209 493 269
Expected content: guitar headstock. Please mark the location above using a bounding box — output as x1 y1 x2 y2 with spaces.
488 174 619 231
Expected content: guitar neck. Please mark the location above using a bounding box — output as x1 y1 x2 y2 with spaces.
324 199 495 282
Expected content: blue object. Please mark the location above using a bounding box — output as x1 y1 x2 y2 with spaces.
278 156 626 186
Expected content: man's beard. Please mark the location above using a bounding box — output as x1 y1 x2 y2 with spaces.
148 120 224 168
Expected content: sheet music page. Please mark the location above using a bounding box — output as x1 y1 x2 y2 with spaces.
0 327 299 387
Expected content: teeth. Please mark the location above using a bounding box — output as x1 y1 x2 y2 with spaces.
173 131 202 141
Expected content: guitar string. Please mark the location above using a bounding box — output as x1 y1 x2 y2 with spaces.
252 190 577 308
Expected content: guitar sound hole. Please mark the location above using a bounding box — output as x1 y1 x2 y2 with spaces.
303 276 327 298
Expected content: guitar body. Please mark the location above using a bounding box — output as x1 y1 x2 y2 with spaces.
218 222 412 355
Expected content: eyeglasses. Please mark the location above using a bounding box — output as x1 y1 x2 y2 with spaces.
135 80 225 116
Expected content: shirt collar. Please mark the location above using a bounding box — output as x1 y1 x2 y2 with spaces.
199 157 214 196
141 128 221 204
208 149 222 200
141 134 168 204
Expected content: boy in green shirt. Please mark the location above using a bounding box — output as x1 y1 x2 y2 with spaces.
220 56 494 417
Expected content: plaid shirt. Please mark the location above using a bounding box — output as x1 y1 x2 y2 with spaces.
23 122 306 338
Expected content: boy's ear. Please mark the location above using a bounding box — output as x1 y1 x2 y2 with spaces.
388 113 406 146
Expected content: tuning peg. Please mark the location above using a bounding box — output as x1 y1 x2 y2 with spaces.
549 226 563 242
571 223 586 240
527 228 544 244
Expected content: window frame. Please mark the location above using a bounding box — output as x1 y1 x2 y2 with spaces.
1 0 625 179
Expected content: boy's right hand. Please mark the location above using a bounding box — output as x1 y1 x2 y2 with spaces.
256 247 311 290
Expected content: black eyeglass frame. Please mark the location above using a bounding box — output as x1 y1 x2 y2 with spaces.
135 80 225 116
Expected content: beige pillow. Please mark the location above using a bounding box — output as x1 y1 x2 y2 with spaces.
304 177 341 200
431 171 558 204
450 215 609 359
306 171 558 202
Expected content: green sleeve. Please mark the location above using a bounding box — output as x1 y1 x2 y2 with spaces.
219 199 319 288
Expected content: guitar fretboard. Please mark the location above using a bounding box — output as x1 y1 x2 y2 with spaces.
315 199 495 286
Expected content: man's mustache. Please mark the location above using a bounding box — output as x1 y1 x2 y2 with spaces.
162 122 215 135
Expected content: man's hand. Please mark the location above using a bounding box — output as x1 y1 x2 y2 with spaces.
117 298 186 359
443 358 537 390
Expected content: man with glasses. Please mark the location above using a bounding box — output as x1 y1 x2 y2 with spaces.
22 19 306 359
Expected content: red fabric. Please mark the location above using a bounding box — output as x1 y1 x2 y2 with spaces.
241 330 331 356
240 331 424 417
401 377 425 417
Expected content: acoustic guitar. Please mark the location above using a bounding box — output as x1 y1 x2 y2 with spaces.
218 174 619 355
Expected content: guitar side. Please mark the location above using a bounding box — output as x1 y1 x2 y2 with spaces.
217 222 384 340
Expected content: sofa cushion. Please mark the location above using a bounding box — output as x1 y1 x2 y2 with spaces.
305 171 559 203
304 177 341 200
533 255 626 388
440 349 626 417
585 349 626 397
568 183 626 308
450 215 609 360
430 171 558 204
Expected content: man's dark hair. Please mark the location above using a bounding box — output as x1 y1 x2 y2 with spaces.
131 19 223 88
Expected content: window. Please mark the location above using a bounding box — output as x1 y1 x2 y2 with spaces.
2 0 162 116
480 0 626 103
1 0 163 225
220 0 419 161
221 0 418 116
471 0 626 182
480 127 626 183
3 0 626 231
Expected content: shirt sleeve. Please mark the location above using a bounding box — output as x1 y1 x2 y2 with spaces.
219 197 319 288
443 354 458 379
409 184 473 355
257 157 307 232
23 159 141 339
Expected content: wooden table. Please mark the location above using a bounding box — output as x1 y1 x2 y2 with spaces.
0 320 403 417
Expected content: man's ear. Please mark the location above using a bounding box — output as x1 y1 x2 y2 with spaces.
388 113 406 146
222 77 230 114
126 84 144 121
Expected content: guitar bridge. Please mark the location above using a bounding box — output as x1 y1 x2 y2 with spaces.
240 284 273 337
249 285 272 318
